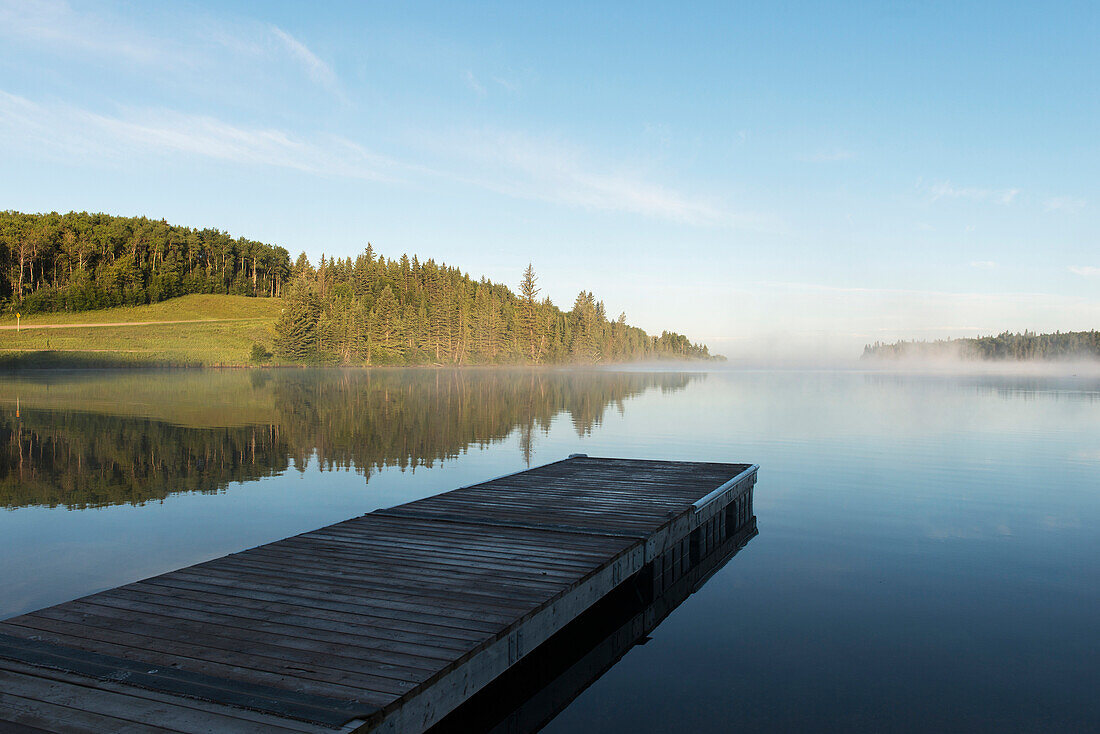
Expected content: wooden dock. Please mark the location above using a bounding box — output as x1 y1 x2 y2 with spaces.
0 455 758 733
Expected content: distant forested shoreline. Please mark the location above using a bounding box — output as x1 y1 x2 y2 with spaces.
863 331 1100 361
0 211 718 365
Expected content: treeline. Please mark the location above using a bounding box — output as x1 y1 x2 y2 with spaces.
1 369 699 509
274 251 715 365
1 211 717 364
863 331 1100 361
0 211 291 313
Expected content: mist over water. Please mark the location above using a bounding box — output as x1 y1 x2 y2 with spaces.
859 357 1100 376
1 367 1097 731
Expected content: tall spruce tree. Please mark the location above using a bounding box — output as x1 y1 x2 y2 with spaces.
518 263 542 363
274 284 322 362
371 285 401 362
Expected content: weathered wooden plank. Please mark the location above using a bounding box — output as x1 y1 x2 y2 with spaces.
308 527 623 563
0 690 182 734
0 660 326 733
210 552 574 599
25 604 444 681
104 585 488 646
265 536 606 577
0 663 319 734
0 619 403 704
84 593 470 661
309 526 622 559
219 550 582 598
161 567 533 624
320 516 631 554
279 526 624 567
139 576 504 635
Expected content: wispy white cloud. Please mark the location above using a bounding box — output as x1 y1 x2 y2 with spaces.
2 3 346 101
463 70 487 97
2 90 760 229
0 91 394 180
462 70 519 98
1043 196 1086 213
0 0 173 64
1069 265 1100 277
270 26 341 98
970 260 997 270
435 130 781 229
928 181 1020 205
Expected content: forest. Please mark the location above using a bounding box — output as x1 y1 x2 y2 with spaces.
1 211 716 365
0 211 291 312
862 331 1100 361
272 253 715 365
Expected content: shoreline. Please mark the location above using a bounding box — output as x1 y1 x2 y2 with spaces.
0 352 722 371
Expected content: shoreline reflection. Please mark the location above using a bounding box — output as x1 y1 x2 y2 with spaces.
0 369 701 509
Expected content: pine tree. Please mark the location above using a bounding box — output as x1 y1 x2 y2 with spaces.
291 251 313 282
518 263 542 363
569 291 600 363
371 285 401 362
274 284 322 362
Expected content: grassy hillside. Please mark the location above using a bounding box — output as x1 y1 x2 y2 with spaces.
0 294 281 367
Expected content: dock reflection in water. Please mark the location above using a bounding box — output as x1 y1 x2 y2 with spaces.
431 486 758 734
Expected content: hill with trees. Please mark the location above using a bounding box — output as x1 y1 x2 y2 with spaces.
1 211 718 365
0 210 290 312
272 253 716 365
862 331 1100 361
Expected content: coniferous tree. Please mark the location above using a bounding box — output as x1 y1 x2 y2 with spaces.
568 291 602 363
274 284 322 362
371 285 402 362
518 263 542 363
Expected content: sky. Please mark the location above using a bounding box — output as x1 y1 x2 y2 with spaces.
1 0 1098 361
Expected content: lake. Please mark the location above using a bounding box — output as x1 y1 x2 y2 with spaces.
1 367 1097 732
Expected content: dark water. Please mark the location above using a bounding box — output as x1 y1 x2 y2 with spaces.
1 368 1098 731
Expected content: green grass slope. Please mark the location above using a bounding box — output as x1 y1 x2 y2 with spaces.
0 294 281 367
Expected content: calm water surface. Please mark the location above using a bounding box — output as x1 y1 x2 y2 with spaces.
1 368 1097 731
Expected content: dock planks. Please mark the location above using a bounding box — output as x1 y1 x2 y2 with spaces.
0 455 758 733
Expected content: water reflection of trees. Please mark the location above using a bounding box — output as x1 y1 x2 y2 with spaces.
1 414 288 509
0 369 699 509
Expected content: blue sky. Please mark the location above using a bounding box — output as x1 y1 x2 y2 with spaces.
1 1 1097 360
